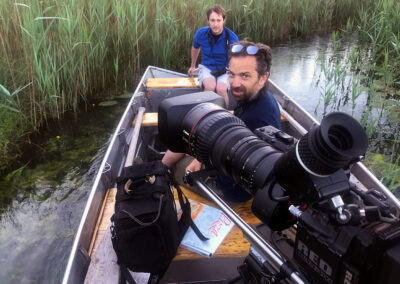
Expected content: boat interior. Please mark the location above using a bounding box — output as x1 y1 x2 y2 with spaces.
84 72 295 283
64 66 400 284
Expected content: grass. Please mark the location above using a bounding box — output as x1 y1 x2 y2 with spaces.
314 0 400 190
0 0 397 174
365 152 400 191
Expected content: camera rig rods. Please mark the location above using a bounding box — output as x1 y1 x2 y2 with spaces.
193 178 305 284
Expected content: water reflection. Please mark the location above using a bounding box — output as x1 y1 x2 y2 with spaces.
270 32 366 120
270 33 398 161
270 35 323 116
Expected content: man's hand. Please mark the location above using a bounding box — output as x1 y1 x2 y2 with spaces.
185 158 202 173
188 47 200 76
188 67 196 77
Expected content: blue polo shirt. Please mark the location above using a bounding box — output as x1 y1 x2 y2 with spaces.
216 88 282 202
193 26 239 71
234 89 282 131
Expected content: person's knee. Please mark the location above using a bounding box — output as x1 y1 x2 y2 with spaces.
202 78 217 91
216 83 228 96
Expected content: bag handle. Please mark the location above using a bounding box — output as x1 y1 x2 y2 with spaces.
117 160 168 182
121 194 164 226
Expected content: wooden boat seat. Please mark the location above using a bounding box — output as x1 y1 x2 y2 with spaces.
146 77 200 89
89 186 258 260
85 184 259 282
134 112 287 127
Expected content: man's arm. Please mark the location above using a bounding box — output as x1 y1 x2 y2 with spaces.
162 150 185 169
188 47 201 76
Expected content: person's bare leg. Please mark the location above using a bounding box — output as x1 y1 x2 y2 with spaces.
216 82 228 108
162 150 185 168
203 78 228 108
202 78 217 92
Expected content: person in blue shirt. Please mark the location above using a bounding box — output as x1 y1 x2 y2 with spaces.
188 5 239 108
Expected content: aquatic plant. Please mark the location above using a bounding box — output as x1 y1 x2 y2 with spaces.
365 152 400 192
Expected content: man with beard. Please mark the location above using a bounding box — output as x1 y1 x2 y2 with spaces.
188 5 239 108
163 41 281 202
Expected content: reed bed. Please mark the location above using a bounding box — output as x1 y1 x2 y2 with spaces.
314 0 400 190
0 0 385 170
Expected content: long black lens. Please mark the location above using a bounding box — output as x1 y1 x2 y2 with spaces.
178 103 282 193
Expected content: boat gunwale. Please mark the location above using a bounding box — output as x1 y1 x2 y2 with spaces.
62 66 189 284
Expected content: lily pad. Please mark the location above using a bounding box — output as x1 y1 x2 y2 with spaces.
98 100 118 107
116 93 132 99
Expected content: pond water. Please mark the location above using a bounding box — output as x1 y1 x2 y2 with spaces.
0 102 127 283
0 33 397 283
270 33 399 159
270 33 364 120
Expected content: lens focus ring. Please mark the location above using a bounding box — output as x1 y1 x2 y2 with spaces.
194 112 244 164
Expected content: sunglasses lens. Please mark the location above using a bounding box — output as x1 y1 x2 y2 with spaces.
231 44 244 53
246 46 259 55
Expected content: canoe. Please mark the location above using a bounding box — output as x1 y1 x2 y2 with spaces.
62 66 400 284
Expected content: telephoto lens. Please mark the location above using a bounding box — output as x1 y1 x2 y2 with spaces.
158 93 283 193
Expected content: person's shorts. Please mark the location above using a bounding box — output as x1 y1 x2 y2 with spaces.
198 64 229 88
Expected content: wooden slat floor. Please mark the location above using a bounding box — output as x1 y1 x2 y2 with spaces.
91 185 259 260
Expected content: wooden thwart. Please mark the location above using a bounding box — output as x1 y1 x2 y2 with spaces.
88 184 257 262
134 111 287 127
85 184 257 283
146 77 200 89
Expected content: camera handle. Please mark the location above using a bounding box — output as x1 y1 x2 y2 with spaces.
185 170 306 284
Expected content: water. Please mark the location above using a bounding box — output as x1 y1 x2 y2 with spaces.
270 33 366 120
0 101 128 283
0 33 398 283
270 33 399 160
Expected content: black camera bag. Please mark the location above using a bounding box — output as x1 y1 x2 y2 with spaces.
111 160 207 283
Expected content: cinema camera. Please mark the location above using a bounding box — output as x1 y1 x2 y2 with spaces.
158 92 400 284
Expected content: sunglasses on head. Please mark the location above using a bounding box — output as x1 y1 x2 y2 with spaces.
230 44 259 55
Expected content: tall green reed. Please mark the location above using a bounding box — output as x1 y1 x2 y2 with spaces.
0 0 379 171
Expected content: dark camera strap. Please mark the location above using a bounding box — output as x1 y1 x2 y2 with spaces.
207 27 230 72
172 179 209 241
119 264 136 284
